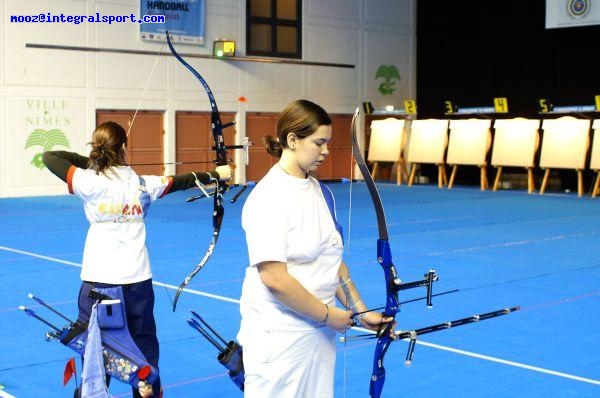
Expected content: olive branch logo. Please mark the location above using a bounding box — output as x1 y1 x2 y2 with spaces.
24 129 70 169
375 65 401 96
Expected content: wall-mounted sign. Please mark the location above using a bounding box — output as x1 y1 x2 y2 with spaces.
140 0 205 45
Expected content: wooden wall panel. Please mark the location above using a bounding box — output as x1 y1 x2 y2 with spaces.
322 114 353 180
245 112 353 182
246 113 279 182
96 110 164 176
175 111 236 175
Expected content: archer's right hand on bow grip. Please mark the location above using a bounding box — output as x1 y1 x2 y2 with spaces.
215 165 233 182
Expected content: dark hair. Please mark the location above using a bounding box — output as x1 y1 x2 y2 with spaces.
88 121 128 174
264 99 332 158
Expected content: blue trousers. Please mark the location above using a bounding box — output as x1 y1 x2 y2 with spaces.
78 279 161 397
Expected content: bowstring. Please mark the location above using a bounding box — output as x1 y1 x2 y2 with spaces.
127 36 174 307
342 111 357 398
126 40 166 137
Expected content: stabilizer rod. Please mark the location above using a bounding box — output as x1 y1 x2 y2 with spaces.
340 306 521 360
400 306 520 365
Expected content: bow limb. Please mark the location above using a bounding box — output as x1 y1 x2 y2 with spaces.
165 32 229 168
166 32 230 312
350 109 401 398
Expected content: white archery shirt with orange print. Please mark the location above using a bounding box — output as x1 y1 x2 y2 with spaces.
68 165 171 285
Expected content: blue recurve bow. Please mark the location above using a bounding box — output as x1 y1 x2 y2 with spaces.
350 109 401 397
166 32 234 312
349 109 518 397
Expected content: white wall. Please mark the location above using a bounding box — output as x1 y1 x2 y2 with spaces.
0 0 415 197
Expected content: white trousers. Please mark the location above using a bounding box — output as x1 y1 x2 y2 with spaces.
242 327 337 398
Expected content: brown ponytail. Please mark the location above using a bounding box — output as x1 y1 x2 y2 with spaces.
88 121 128 174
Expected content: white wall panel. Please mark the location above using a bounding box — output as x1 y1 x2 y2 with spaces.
244 63 303 102
307 0 360 22
172 58 240 95
4 96 88 197
305 24 358 65
304 24 359 107
206 2 242 46
364 30 413 108
96 53 168 91
94 2 141 48
307 67 358 107
5 0 87 87
365 0 413 30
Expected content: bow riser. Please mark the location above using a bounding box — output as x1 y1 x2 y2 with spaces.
209 109 228 167
371 238 399 398
370 336 393 398
212 125 228 166
377 239 400 318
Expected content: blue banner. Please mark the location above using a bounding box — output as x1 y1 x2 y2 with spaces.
140 0 205 45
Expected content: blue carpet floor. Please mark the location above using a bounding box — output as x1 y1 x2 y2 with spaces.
1 183 599 397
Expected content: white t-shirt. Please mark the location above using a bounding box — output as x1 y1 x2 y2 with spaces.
68 166 171 284
238 165 344 333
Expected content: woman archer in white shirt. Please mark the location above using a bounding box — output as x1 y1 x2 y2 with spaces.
43 121 231 397
237 99 394 398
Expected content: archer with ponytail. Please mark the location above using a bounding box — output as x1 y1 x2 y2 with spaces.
87 121 128 173
237 100 393 398
42 121 232 397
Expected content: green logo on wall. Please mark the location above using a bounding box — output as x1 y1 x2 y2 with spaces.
25 129 70 169
376 65 400 95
